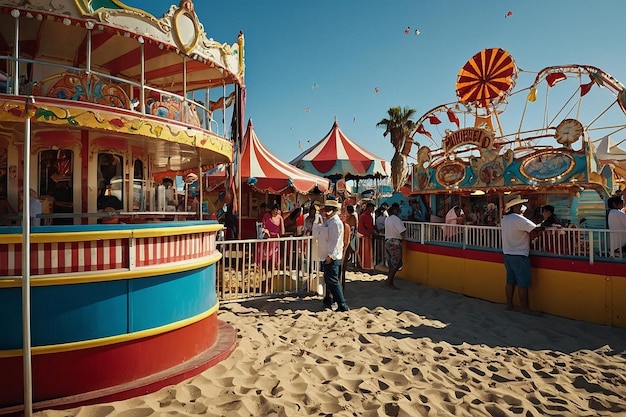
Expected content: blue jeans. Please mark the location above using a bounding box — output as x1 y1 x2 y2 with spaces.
323 259 348 309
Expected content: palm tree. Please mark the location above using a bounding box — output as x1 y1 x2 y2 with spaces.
377 106 417 192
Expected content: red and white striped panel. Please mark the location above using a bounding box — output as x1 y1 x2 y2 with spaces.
135 233 217 268
0 232 217 277
0 240 129 276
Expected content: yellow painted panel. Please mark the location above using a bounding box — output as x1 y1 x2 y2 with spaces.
611 275 626 327
531 269 610 325
428 253 464 293
398 245 429 285
461 259 504 303
403 245 624 328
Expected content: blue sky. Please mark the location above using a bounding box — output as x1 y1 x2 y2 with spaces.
129 0 626 164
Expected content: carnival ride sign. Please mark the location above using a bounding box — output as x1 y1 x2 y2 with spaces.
443 128 494 153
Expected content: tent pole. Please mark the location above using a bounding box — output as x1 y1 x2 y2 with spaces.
22 96 34 417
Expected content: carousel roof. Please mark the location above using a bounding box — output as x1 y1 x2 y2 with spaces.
0 0 244 91
290 121 390 180
241 120 330 194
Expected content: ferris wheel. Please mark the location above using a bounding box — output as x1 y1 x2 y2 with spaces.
411 48 626 158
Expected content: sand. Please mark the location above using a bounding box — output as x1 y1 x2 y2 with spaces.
37 271 626 417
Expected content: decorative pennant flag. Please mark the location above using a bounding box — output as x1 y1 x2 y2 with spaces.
446 108 460 128
546 72 566 87
527 87 537 102
580 81 593 97
428 114 442 125
416 124 432 139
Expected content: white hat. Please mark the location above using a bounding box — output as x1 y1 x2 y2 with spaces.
324 198 341 209
504 195 528 211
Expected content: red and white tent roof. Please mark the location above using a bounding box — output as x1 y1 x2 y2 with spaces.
241 120 330 194
290 121 390 179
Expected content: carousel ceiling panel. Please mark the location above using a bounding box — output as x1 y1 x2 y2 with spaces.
36 20 85 63
90 36 141 74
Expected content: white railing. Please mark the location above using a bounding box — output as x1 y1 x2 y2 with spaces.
1 56 226 135
216 235 321 301
403 221 625 264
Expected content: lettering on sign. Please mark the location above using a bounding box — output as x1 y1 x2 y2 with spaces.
443 128 493 153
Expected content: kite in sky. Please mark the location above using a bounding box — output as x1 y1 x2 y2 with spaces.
415 29 420 35
505 11 513 18
404 26 410 35
304 107 310 112
311 83 319 89
374 87 380 93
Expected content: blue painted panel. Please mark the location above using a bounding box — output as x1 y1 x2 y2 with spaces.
0 280 128 349
32 280 129 346
0 265 217 350
0 287 25 350
129 264 217 331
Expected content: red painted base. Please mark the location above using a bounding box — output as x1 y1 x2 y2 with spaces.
0 320 237 416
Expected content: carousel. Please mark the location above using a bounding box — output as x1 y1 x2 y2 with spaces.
0 0 243 412
397 48 626 327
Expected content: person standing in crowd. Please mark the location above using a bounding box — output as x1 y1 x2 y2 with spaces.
339 204 352 291
444 205 465 240
344 204 358 266
484 202 498 226
540 205 560 227
384 203 406 289
408 198 423 221
357 202 376 270
303 203 323 235
501 194 542 314
257 203 284 268
321 197 349 312
375 207 386 234
607 196 626 255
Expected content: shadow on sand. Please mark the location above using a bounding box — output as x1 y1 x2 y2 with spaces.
225 274 626 355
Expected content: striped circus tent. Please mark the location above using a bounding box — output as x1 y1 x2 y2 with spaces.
290 121 390 180
240 119 330 194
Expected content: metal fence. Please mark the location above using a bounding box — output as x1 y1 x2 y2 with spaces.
216 235 321 301
404 222 624 264
215 222 624 301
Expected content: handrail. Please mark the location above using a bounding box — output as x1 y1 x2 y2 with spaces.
0 56 225 135
216 235 320 301
402 221 624 264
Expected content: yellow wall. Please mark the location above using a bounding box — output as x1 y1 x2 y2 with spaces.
399 243 626 328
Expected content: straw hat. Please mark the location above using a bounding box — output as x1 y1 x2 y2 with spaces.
324 198 341 209
504 194 528 211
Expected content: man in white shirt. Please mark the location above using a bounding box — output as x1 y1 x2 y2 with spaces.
607 196 626 256
384 203 406 289
321 197 349 312
501 194 542 314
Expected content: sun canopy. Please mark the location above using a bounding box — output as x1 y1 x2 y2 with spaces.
290 121 390 180
240 120 330 194
596 135 626 179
